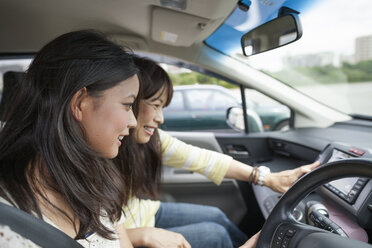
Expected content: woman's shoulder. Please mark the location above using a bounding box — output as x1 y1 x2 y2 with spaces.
157 128 175 142
0 197 44 248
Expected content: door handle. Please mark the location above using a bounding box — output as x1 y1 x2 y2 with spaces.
225 145 250 157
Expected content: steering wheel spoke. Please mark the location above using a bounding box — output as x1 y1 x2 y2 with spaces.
256 158 372 248
271 222 329 248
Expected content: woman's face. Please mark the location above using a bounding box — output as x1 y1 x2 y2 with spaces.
79 75 139 158
133 87 168 144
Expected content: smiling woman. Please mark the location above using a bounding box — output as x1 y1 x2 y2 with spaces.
75 75 138 158
117 56 319 248
0 30 138 247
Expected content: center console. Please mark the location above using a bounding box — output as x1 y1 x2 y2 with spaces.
319 146 370 204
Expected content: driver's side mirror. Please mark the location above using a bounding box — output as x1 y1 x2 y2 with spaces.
241 13 302 56
226 106 264 133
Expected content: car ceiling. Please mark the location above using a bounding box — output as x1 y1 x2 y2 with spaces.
0 0 237 54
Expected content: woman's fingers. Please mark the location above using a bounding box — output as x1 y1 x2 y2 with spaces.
298 161 320 175
183 237 192 248
239 231 261 248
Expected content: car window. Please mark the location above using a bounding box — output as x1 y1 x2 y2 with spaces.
0 58 32 116
0 58 31 91
165 91 185 111
184 89 237 110
244 89 291 131
160 63 292 133
209 91 238 110
185 90 213 110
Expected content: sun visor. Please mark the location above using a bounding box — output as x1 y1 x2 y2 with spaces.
151 7 210 47
109 35 148 50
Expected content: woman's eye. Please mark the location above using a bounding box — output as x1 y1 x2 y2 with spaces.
123 103 133 111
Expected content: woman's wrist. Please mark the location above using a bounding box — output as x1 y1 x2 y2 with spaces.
263 172 274 188
127 227 155 247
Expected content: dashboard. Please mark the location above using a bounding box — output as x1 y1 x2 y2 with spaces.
253 140 372 243
166 119 372 244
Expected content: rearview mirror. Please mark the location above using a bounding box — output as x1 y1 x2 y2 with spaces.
241 14 302 56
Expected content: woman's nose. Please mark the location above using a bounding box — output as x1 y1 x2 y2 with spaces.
128 109 137 128
154 109 164 124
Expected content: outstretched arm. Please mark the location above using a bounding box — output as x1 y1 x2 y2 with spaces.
115 224 134 248
224 159 320 194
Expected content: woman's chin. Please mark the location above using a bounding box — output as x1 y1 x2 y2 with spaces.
134 129 151 144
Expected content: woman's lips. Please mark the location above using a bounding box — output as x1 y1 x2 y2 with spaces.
144 126 155 135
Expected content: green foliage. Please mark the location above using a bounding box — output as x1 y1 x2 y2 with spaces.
342 60 372 82
168 71 238 89
168 59 372 88
266 60 372 86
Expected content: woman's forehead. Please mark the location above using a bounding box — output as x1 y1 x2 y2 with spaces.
148 86 168 101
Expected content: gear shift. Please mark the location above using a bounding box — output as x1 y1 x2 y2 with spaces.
306 201 348 237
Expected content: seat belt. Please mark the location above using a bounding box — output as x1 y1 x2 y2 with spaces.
0 202 84 248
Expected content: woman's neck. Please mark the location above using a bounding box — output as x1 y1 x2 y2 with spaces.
31 161 79 238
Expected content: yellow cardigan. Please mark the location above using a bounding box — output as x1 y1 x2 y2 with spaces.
123 129 232 228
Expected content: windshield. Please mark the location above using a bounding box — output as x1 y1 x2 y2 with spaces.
240 0 372 118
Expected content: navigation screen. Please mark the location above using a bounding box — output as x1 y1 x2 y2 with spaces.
329 177 359 195
328 149 353 162
328 149 358 195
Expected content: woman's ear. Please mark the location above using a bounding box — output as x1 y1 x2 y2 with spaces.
70 87 89 121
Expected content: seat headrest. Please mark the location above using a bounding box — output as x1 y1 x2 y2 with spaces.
0 71 26 121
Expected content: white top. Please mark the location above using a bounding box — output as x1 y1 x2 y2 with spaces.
0 197 124 248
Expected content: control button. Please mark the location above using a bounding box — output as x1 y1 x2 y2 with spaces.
274 239 281 247
348 190 356 197
368 204 372 212
353 184 361 190
281 237 290 248
272 228 286 248
349 148 365 156
285 229 296 237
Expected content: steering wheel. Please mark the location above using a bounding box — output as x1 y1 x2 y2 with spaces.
256 158 372 248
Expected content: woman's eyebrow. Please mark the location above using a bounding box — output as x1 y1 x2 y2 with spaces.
124 94 137 100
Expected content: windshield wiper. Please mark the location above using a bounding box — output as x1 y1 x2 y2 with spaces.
350 114 372 121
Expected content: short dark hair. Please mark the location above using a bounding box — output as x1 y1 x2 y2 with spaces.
0 30 138 239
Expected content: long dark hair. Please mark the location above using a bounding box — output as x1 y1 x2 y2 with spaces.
117 56 173 199
0 30 138 239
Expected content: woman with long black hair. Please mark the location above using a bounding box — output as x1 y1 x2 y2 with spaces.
0 30 139 247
